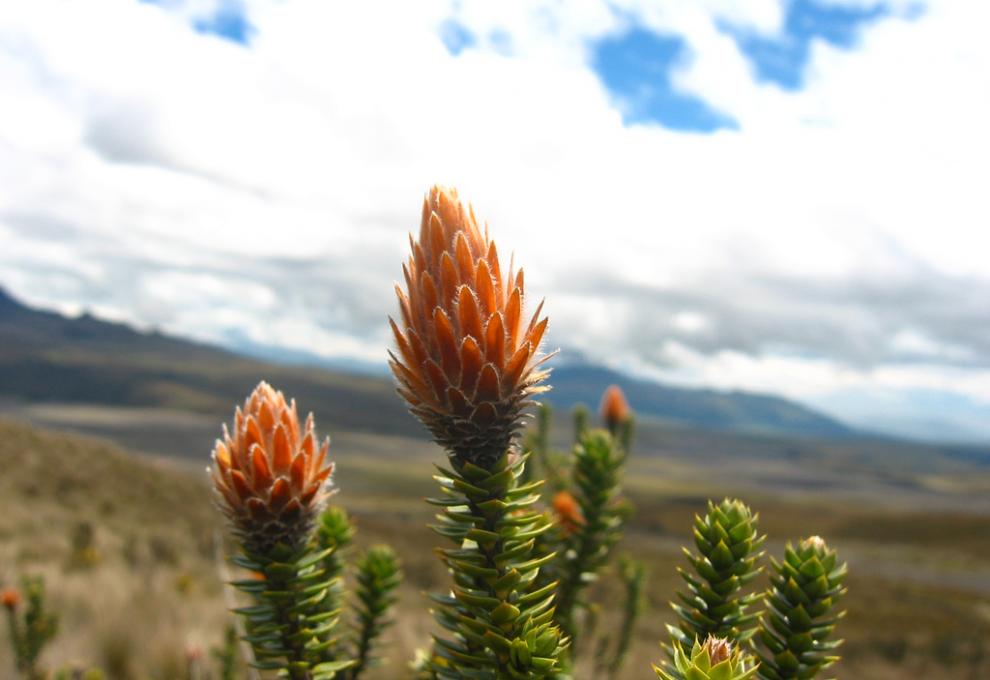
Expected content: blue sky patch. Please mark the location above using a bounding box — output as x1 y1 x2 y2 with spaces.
591 28 738 133
440 19 476 56
139 0 252 45
193 3 252 45
722 0 888 90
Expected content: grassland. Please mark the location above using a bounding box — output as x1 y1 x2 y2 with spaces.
1 408 989 679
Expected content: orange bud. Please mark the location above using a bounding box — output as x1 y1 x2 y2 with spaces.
0 587 19 610
210 382 334 554
390 185 551 466
552 490 584 536
599 385 631 432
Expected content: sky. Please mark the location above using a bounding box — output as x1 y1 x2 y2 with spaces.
1 0 988 441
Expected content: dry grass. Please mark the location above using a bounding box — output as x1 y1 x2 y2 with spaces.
1 416 989 679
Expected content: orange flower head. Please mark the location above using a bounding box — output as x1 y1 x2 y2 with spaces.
210 382 334 554
1 587 19 611
599 384 631 432
390 185 550 466
552 490 584 536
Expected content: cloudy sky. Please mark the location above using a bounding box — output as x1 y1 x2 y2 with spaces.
1 0 988 440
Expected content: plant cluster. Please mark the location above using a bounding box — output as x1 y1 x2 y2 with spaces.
3 184 849 680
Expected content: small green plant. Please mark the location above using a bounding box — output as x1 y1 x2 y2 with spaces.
2 576 59 680
553 429 627 645
212 624 239 680
346 545 401 679
315 505 356 663
655 637 759 680
595 555 647 678
654 497 848 679
668 499 766 651
521 384 642 676
756 537 847 679
210 383 399 679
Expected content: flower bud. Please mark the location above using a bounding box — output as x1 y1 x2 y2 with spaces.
390 185 550 467
702 635 732 666
599 384 631 433
0 587 19 611
210 382 334 554
552 490 584 536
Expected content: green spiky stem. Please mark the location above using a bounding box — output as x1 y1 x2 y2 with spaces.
572 405 589 442
315 507 356 662
603 556 646 678
554 430 625 648
213 624 238 680
756 538 847 679
348 546 402 680
4 605 23 677
668 499 765 651
428 450 566 679
231 544 353 680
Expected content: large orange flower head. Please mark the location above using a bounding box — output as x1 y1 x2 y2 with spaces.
210 382 334 554
390 185 550 466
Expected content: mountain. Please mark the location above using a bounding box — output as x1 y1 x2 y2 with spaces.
0 288 422 439
546 363 854 438
1 287 851 439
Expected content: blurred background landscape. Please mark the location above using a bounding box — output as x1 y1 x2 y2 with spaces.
1 0 989 678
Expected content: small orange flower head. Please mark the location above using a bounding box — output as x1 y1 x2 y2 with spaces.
552 490 584 536
390 186 551 466
1 587 19 611
599 384 631 433
210 382 334 554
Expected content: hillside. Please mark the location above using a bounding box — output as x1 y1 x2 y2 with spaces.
0 288 421 438
2 417 989 679
1 288 854 440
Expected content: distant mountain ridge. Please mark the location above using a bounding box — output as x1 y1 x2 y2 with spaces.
546 363 854 438
0 287 852 439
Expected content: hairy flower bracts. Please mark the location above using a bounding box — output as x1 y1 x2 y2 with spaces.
655 637 759 680
553 430 626 644
211 382 334 555
212 383 350 679
756 536 847 679
347 546 402 679
389 185 550 468
668 499 765 650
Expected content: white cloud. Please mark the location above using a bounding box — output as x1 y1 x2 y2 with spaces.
0 0 988 431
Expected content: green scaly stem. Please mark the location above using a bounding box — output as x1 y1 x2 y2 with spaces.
348 546 402 679
667 499 765 652
756 538 847 679
428 450 566 679
231 544 353 680
553 430 625 647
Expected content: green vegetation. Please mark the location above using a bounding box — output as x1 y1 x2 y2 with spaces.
2 416 989 678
